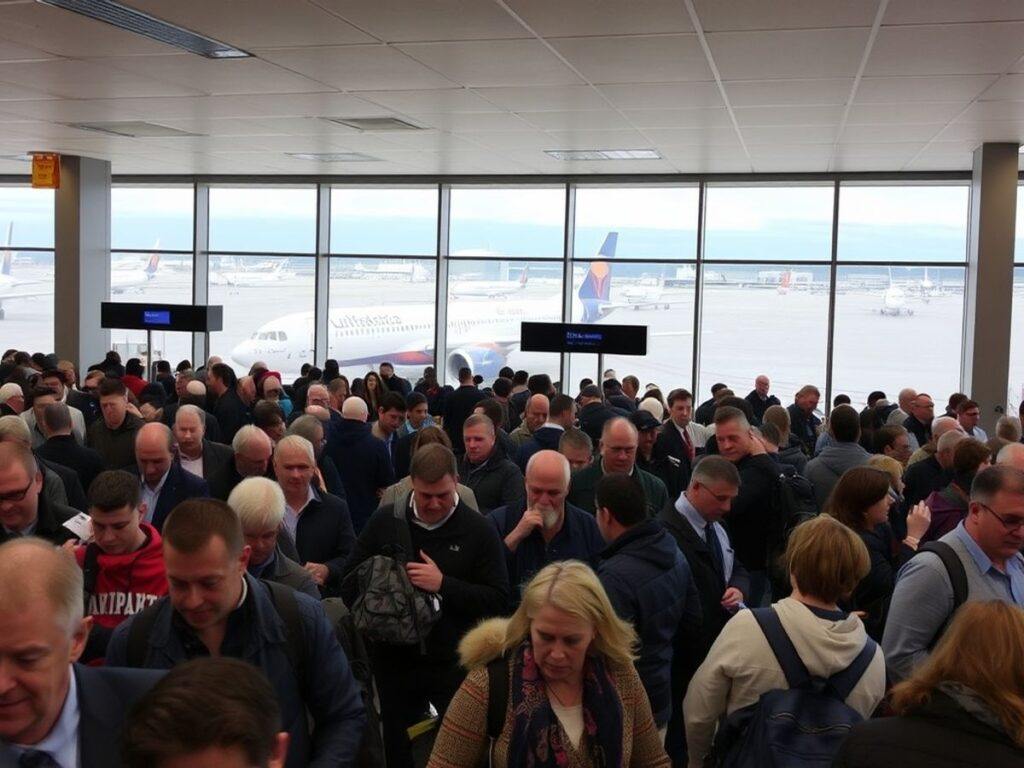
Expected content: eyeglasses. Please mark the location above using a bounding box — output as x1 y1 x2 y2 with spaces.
978 503 1024 532
0 478 34 504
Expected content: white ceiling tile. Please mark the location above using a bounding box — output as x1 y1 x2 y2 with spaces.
542 129 654 149
830 157 904 172
926 140 989 154
395 40 581 88
505 0 692 36
410 112 534 131
0 82 55 100
855 75 997 102
455 130 555 150
884 0 1024 25
254 45 456 90
725 78 853 107
598 82 724 112
0 38 55 62
746 144 835 161
707 28 871 80
742 125 839 144
313 0 528 42
0 2 175 58
846 101 966 124
0 59 203 99
866 23 1024 76
903 154 972 171
370 130 481 150
355 88 501 114
977 74 1024 101
695 0 878 31
833 141 926 158
658 143 745 160
644 127 744 145
934 120 1024 142
754 157 831 172
840 123 945 142
519 110 632 130
733 105 846 126
954 101 1024 121
550 35 712 84
153 117 303 136
473 85 609 112
122 0 373 48
621 108 734 129
94 55 333 96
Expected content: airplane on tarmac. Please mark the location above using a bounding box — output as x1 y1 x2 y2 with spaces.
450 266 529 299
211 258 296 287
110 250 160 293
350 261 432 282
0 223 55 319
232 232 622 379
879 267 914 316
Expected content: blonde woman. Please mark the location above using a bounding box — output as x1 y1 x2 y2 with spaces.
428 561 670 767
835 601 1024 766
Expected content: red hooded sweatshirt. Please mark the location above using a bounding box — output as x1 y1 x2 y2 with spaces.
74 523 168 631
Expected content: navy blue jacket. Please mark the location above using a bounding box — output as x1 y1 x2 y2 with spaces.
107 574 367 768
131 460 211 531
515 425 565 472
787 403 821 457
597 520 701 728
72 664 164 767
488 501 606 601
294 490 356 594
325 418 396 533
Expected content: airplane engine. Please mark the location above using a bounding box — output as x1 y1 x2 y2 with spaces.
446 346 507 380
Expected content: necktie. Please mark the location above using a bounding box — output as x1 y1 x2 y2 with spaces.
704 522 724 582
20 750 59 768
681 426 694 461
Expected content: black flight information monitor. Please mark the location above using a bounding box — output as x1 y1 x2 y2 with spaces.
520 322 647 356
101 303 223 333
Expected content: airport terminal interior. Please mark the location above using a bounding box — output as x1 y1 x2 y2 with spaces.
3 2 1024 767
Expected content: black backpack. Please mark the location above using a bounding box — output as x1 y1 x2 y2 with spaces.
767 468 818 597
711 608 877 768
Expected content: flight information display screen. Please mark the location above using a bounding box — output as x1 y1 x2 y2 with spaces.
143 309 171 325
101 303 223 332
520 322 647 355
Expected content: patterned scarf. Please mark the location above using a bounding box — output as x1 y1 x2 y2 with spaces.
506 640 624 768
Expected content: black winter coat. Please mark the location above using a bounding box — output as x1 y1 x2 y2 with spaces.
726 453 779 570
459 450 525 514
293 491 356 596
442 384 487 455
578 401 629 444
325 418 395 534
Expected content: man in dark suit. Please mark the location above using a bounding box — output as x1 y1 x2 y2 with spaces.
379 361 412 397
36 402 106 495
171 403 234 489
208 363 250 444
161 386 224 444
132 423 210 531
273 435 355 596
207 425 275 501
442 366 487 456
0 538 163 767
658 455 750 765
0 443 78 545
577 384 629 445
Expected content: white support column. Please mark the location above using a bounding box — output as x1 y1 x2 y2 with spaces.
192 181 210 367
54 156 111 369
314 184 331 365
435 184 451 384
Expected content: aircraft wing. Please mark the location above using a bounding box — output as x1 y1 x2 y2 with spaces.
0 287 54 303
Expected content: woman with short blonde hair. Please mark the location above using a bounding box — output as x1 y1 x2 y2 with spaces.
835 601 1024 766
428 561 669 767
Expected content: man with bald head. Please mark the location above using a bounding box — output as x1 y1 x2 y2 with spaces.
907 415 964 467
132 422 210 531
0 442 77 545
900 428 966 539
488 449 604 601
205 425 273 501
997 442 1024 472
509 393 549 449
567 416 671 518
744 374 780 426
161 380 225 444
0 538 163 766
886 387 918 427
325 395 395 532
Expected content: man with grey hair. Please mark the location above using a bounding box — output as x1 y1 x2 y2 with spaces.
0 538 163 765
272 435 354 596
173 404 233 490
325 395 394 533
0 381 25 416
227 476 319 599
287 413 345 499
487 449 604 601
906 415 964 467
132 422 209 531
207 425 273 501
997 441 1024 472
559 428 593 473
883 464 1024 681
0 442 77 545
0 414 84 512
902 427 967 536
36 402 106 495
161 379 224 444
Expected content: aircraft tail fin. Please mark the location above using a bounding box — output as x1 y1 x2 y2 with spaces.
1 222 12 276
145 252 160 275
578 231 618 322
520 265 529 286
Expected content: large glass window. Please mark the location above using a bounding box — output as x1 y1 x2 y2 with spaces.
330 186 438 256
209 186 317 253
838 184 970 263
574 186 699 260
447 259 562 386
449 187 565 258
704 184 834 261
0 186 54 352
699 264 831 406
110 186 194 369
328 258 437 383
832 266 965 404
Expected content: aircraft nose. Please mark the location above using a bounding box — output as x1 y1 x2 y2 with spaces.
231 340 255 368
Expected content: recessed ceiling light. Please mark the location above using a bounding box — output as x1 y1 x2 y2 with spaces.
0 154 34 162
545 149 662 161
322 117 424 132
37 0 250 59
286 152 382 162
67 121 200 138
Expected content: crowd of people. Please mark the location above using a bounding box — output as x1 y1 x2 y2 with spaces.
0 345 1022 767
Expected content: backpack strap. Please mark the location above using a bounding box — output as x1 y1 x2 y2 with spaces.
750 607 811 690
125 600 162 668
263 579 308 689
918 541 968 610
393 492 415 563
486 654 510 739
826 637 877 702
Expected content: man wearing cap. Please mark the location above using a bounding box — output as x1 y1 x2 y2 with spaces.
633 410 690 500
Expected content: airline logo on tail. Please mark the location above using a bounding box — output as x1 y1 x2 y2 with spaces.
145 252 160 277
578 232 618 323
520 265 529 286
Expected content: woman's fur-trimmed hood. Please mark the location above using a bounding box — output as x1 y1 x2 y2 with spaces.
458 617 510 670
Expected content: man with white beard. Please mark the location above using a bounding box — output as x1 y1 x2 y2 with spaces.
486 449 605 606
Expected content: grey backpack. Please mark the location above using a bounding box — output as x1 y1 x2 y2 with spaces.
344 496 440 652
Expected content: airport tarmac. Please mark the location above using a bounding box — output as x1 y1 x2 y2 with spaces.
0 269 1007 421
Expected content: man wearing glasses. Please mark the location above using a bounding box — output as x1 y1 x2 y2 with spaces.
883 464 1024 681
0 442 77 545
